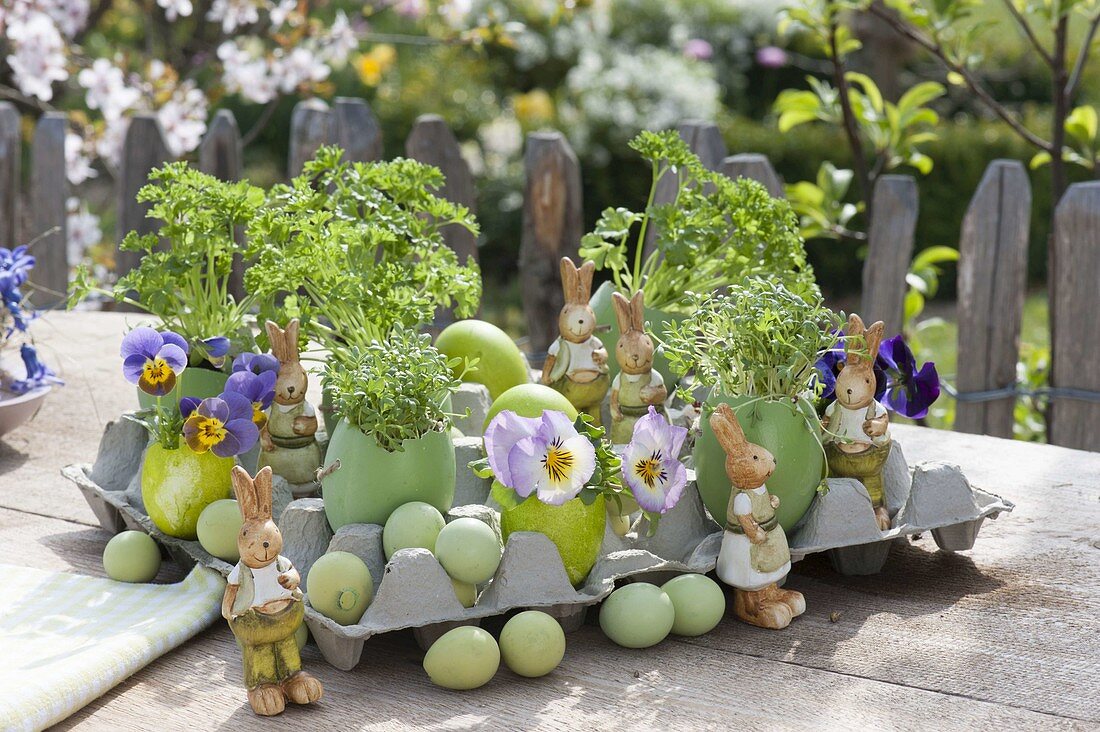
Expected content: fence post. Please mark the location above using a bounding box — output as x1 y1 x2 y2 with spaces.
287 99 334 178
333 97 383 163
643 121 727 258
0 103 20 252
720 153 784 198
1049 182 1100 451
198 109 246 302
29 113 68 306
861 175 918 337
116 115 171 290
520 131 582 358
954 160 1031 439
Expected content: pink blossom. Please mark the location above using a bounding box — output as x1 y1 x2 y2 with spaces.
683 38 713 61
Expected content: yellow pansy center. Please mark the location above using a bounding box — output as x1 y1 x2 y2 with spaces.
142 358 172 386
633 451 667 489
251 402 267 429
193 416 227 449
542 438 575 484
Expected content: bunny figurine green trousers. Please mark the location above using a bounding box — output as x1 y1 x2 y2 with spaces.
230 601 305 689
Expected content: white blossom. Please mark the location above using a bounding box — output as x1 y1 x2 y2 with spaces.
5 11 68 101
268 0 297 27
64 132 97 185
77 58 141 120
157 82 208 156
321 11 358 65
66 197 101 265
218 41 278 104
156 0 193 21
206 0 261 34
273 46 329 93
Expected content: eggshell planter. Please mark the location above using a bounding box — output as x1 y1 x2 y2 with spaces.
135 365 228 411
321 420 456 531
694 394 826 532
589 281 685 388
67 398 1014 671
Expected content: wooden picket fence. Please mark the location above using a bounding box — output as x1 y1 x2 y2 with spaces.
2 97 1098 451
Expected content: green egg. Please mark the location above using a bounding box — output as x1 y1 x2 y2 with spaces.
103 531 161 583
499 611 566 678
423 626 500 690
662 574 726 637
434 518 502 585
294 619 309 650
599 583 675 649
307 551 374 626
451 577 478 608
383 501 447 559
196 499 243 562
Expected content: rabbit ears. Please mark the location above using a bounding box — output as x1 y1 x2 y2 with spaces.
266 319 300 364
844 313 884 369
709 403 748 454
560 257 595 304
233 465 274 521
611 290 645 333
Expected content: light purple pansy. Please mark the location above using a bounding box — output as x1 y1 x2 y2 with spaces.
121 327 189 396
232 351 280 376
483 409 596 506
620 407 688 514
224 369 277 429
182 391 259 458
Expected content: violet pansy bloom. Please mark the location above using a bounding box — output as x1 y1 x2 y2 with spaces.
183 391 259 457
121 327 189 396
224 370 277 429
620 407 688 514
232 351 279 376
180 396 201 419
484 410 596 506
878 335 940 419
200 336 231 368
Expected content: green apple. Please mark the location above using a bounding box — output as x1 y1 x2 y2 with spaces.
103 531 161 583
141 444 233 540
484 383 578 431
435 320 531 401
197 499 243 562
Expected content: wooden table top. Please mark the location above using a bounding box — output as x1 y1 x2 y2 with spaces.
1 311 1097 731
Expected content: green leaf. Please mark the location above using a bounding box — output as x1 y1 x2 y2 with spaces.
1065 105 1098 146
845 72 884 113
911 245 960 269
778 109 821 133
946 71 966 86
1029 151 1053 169
903 287 925 325
897 81 946 115
907 152 934 175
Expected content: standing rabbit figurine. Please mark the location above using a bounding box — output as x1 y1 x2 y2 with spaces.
223 465 323 716
821 313 893 531
540 256 609 424
258 319 322 497
711 403 805 630
609 290 667 445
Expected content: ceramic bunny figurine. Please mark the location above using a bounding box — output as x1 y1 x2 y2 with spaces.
609 290 667 445
540 256 609 424
258 319 322 497
821 313 893 530
223 465 323 716
711 403 805 630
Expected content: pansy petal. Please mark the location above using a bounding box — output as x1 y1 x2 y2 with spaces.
220 390 254 423
484 410 541 488
211 427 242 459
538 409 576 438
138 367 176 396
557 433 596 487
197 397 229 423
121 327 162 359
122 354 147 384
225 371 260 401
183 415 209 453
160 330 190 354
226 418 259 454
202 336 230 358
155 343 188 374
179 396 201 419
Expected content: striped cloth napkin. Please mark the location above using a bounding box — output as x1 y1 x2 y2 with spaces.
0 563 225 732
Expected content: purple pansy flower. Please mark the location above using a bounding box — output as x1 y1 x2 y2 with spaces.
620 407 688 514
484 410 596 506
121 327 189 396
232 351 279 376
200 336 231 368
183 391 259 457
180 396 201 419
877 335 941 419
224 370 277 429
6 343 62 394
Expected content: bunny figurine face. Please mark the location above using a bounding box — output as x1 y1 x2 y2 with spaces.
834 314 884 411
558 257 598 344
709 403 776 491
612 290 655 375
234 465 282 569
266 319 307 407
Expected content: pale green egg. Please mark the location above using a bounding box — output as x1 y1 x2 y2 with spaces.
499 611 565 678
103 531 161 583
599 583 675 649
423 626 500 690
434 518 502 585
662 574 726 637
307 551 374 626
451 577 478 608
383 501 447 559
196 499 243 562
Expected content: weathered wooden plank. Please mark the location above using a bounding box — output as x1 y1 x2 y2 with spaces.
861 175 918 337
198 110 245 302
287 98 334 178
0 102 21 251
116 115 171 284
954 160 1031 439
643 121 727 258
28 112 68 306
333 97 383 163
520 132 583 357
1050 182 1100 451
720 153 784 198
